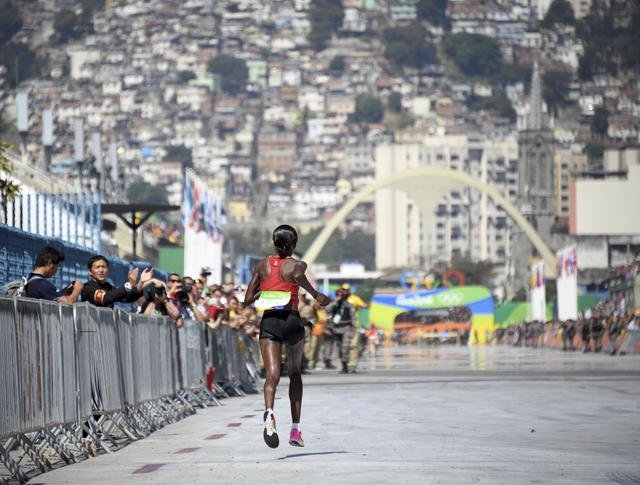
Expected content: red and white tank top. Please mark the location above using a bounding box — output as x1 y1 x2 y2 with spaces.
261 256 299 308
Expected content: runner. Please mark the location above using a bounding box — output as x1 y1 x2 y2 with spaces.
243 225 329 449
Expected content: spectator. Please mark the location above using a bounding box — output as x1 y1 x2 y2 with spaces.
325 288 357 374
25 245 83 303
141 282 181 320
175 276 207 323
81 256 157 308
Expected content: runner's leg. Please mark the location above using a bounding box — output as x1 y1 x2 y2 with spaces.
286 339 304 422
260 339 282 410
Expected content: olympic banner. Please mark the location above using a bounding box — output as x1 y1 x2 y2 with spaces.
183 170 226 282
556 245 578 321
529 260 546 322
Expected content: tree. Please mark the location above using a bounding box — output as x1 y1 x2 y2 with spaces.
177 70 196 83
208 54 248 94
383 24 437 68
0 41 43 88
297 228 375 269
126 179 169 205
416 0 447 26
328 56 345 74
388 92 402 113
164 145 193 166
443 32 502 78
497 63 532 89
466 93 516 122
591 106 609 138
450 259 500 289
0 141 21 223
542 0 575 27
54 9 88 43
0 0 22 45
308 0 344 52
542 68 572 116
354 94 384 123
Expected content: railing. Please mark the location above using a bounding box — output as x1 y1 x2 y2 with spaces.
0 296 260 483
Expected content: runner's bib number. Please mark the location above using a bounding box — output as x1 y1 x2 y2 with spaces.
254 291 291 310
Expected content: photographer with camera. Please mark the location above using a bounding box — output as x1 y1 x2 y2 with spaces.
23 245 83 303
81 256 160 308
141 281 181 320
167 274 206 323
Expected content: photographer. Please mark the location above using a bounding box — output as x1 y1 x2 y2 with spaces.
141 282 180 320
25 245 83 303
169 274 206 323
81 255 159 308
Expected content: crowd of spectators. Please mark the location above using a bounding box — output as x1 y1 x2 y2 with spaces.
494 295 640 355
5 245 376 372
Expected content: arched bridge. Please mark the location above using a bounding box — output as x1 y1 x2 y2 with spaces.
302 166 555 272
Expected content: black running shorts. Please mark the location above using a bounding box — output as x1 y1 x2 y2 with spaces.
259 309 304 345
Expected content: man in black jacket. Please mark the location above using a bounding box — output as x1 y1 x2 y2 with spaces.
81 255 157 308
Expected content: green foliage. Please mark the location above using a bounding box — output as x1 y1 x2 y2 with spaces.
387 92 402 113
497 63 532 89
354 94 384 123
308 0 344 51
163 145 193 166
591 106 609 137
126 179 170 205
466 93 516 122
0 41 43 88
584 142 604 164
0 0 22 45
328 56 345 74
0 141 21 222
297 228 375 270
542 68 572 116
450 259 500 288
576 0 640 78
416 0 447 26
208 54 248 94
541 0 575 27
443 32 502 78
177 70 196 83
383 24 437 68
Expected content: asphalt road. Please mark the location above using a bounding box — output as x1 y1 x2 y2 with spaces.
32 345 640 484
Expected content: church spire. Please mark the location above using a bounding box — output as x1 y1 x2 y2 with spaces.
526 60 548 131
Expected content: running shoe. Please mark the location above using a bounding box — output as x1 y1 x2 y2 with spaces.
289 428 304 447
263 411 279 448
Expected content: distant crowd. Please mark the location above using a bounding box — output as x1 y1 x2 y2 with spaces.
494 294 640 355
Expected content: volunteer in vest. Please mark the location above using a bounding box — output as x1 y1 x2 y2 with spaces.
243 224 329 449
326 286 357 374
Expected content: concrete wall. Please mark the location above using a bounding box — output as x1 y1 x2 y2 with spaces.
570 165 640 236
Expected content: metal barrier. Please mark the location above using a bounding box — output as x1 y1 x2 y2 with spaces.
0 296 261 483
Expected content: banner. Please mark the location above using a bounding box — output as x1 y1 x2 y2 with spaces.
529 260 546 321
556 245 578 321
183 170 226 283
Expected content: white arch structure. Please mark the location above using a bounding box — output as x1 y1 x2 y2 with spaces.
303 166 556 272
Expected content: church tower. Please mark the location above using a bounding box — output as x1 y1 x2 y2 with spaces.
512 61 555 290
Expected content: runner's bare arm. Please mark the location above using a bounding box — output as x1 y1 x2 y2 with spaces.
292 261 329 306
243 260 263 308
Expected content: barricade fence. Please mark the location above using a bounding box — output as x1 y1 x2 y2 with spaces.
494 321 640 355
0 296 259 483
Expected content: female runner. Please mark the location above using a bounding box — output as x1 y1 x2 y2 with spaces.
243 225 329 448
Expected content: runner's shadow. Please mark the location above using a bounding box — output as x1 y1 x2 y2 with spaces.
277 451 349 460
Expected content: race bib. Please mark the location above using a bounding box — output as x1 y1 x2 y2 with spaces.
254 291 291 310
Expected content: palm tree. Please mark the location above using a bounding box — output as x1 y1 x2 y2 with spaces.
0 141 21 223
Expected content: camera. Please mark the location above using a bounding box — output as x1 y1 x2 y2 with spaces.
148 284 166 301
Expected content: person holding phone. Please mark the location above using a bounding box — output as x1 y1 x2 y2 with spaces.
243 224 329 449
24 245 83 303
81 255 159 308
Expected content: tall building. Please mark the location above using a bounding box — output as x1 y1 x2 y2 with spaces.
512 61 555 288
375 132 518 280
